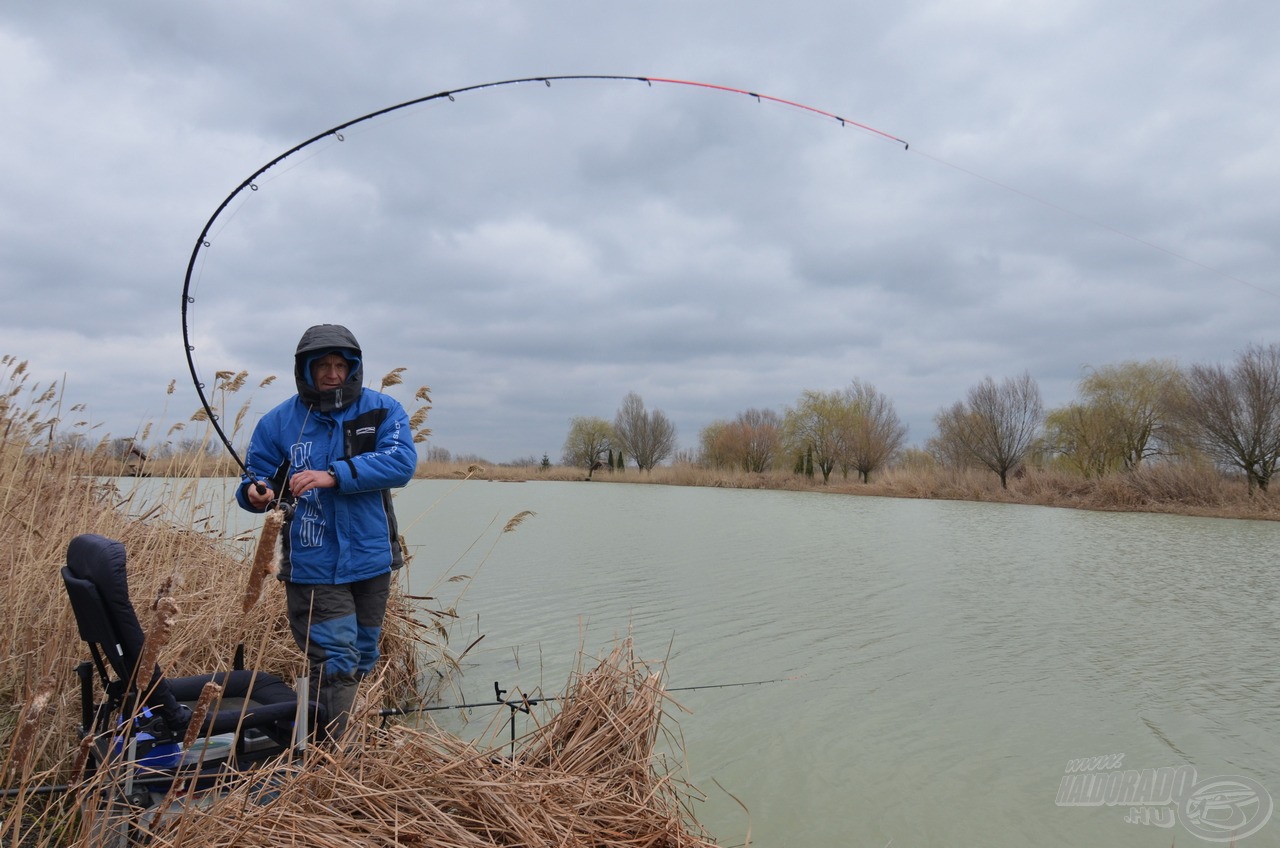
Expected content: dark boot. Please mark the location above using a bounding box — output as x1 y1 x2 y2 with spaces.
316 671 359 740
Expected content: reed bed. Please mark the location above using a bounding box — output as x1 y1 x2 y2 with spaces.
3 356 720 847
0 358 446 845
92 642 715 848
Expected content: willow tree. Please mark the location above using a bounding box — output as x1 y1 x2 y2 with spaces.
699 408 782 472
561 416 614 478
1045 361 1181 477
783 390 847 484
1084 360 1179 469
698 420 734 470
1044 403 1123 478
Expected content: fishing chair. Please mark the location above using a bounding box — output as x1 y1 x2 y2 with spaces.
61 533 321 788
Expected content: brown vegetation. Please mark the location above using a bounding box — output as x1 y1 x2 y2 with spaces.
1 356 718 847
105 642 714 847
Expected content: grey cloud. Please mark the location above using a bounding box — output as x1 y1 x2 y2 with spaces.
3 1 1278 463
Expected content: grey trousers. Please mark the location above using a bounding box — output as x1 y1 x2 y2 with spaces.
284 572 391 738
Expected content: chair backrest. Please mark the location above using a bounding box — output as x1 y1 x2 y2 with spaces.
62 534 188 729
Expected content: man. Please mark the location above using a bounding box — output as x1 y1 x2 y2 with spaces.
236 324 417 737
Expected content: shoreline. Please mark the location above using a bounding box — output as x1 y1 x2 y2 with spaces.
409 462 1280 524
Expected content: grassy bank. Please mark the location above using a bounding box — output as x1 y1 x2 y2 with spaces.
419 459 1280 522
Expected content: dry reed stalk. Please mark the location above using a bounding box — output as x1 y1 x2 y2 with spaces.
243 507 284 613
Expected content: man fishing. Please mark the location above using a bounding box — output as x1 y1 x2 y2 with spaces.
236 324 417 738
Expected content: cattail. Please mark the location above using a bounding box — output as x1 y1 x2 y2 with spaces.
181 681 222 750
137 595 180 685
7 674 57 777
69 733 94 785
243 507 284 613
154 571 181 604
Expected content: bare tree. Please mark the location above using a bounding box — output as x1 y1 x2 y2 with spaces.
842 380 907 483
425 444 452 464
1172 343 1280 492
935 373 1043 488
561 416 614 477
736 408 783 473
612 392 678 471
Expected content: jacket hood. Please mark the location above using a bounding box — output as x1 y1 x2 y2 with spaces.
294 324 364 411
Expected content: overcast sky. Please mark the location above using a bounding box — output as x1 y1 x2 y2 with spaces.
3 2 1277 464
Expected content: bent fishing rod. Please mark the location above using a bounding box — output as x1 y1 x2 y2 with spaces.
378 675 799 757
180 74 909 479
378 674 796 719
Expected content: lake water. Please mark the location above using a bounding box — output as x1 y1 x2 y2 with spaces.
123 477 1280 846
395 479 1280 847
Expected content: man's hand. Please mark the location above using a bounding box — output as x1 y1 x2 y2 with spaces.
290 469 337 497
246 482 275 510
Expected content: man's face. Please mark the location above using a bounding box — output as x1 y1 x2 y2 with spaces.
311 353 350 391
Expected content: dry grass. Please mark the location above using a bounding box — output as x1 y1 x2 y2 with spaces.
100 642 714 848
0 359 441 844
1 356 720 847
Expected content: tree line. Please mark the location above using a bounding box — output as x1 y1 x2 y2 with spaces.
561 343 1280 492
562 391 679 477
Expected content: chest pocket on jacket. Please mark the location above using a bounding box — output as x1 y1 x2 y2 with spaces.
344 408 388 457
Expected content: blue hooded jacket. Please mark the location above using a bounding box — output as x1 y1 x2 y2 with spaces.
236 325 417 584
